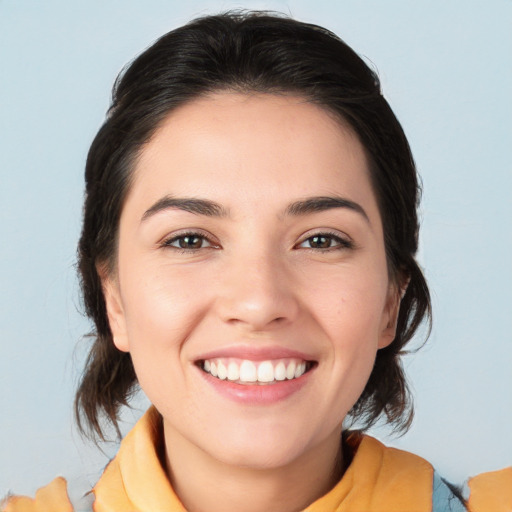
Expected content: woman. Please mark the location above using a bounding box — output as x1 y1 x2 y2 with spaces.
3 11 510 512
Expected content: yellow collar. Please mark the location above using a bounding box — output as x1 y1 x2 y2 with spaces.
4 406 510 511
94 407 434 512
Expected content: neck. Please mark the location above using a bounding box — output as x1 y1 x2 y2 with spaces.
163 426 344 512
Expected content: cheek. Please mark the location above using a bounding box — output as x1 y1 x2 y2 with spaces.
117 267 206 410
306 268 389 339
304 266 388 383
119 262 209 353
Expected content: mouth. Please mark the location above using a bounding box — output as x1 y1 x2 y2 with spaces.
197 357 316 385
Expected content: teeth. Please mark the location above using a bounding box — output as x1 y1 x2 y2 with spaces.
274 362 286 381
227 362 239 381
257 361 274 383
217 361 227 380
294 362 306 379
239 360 257 382
286 361 296 380
201 358 310 384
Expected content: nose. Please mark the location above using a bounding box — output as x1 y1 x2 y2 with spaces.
214 251 300 332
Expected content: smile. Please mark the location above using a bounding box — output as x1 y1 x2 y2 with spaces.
199 358 314 384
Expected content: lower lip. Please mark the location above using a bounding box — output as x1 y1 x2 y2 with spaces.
197 367 313 404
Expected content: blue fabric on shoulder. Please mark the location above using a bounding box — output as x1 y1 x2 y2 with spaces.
432 472 467 512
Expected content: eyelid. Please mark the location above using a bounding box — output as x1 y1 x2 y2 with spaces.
160 229 220 250
295 229 354 250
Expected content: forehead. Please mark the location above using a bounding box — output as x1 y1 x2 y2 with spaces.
126 92 379 221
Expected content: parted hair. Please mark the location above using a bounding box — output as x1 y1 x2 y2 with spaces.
76 10 431 440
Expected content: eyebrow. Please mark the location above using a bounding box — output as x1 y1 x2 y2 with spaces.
141 194 369 223
141 196 228 221
285 196 369 223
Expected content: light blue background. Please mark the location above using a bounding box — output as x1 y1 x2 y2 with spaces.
1 0 511 498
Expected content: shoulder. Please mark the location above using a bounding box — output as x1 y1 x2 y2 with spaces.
468 467 512 512
2 478 72 512
348 434 511 512
337 434 442 511
1 477 94 512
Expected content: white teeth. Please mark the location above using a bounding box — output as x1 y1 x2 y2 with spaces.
286 361 296 380
227 362 239 381
239 360 257 382
217 361 227 380
257 361 274 383
202 358 310 383
295 362 306 378
274 362 286 381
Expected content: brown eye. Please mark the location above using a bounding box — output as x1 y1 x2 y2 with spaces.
179 235 203 249
298 233 353 250
308 235 333 249
164 233 213 250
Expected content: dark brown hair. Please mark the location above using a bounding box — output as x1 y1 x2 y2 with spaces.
76 10 431 440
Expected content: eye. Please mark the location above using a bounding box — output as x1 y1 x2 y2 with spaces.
162 232 216 251
297 232 353 251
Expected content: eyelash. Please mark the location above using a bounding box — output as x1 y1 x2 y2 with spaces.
161 231 218 252
296 231 354 251
161 230 353 253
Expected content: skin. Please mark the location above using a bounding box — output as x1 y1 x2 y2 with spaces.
102 92 400 512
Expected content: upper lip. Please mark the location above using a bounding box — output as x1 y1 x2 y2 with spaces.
194 345 317 362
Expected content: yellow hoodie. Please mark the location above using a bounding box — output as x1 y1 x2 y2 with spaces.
3 407 511 512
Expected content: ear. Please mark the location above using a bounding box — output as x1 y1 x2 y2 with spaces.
98 266 130 353
377 282 405 349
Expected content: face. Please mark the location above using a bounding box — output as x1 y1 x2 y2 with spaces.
103 93 399 471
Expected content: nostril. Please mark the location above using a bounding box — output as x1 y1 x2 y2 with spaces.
214 282 300 330
225 315 288 328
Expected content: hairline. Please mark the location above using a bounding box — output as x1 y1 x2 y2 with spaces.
100 88 398 285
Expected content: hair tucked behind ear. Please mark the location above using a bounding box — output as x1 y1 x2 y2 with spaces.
75 10 431 441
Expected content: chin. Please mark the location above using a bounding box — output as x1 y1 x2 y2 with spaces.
202 420 326 470
216 442 308 470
